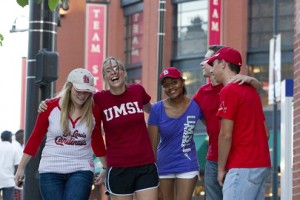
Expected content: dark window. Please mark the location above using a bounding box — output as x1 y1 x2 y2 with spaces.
173 0 208 59
123 3 143 84
171 0 208 100
124 12 143 65
248 0 294 51
247 0 294 106
121 0 142 7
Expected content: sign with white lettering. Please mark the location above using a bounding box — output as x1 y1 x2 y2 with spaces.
131 12 143 64
208 0 221 45
85 4 107 91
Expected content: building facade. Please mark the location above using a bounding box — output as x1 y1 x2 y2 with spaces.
54 0 295 199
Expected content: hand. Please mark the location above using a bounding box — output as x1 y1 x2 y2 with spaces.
217 168 227 187
229 74 253 85
15 169 25 187
38 99 48 113
94 169 106 185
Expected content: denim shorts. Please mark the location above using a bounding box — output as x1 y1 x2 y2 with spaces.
204 160 223 200
105 163 159 196
39 171 94 200
223 167 271 200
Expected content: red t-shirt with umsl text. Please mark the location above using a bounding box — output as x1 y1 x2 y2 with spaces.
93 84 155 168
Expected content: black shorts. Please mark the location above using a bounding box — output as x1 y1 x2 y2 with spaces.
105 163 159 196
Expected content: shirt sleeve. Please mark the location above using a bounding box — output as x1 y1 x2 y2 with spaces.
139 84 151 105
193 87 202 107
147 102 160 126
14 149 21 165
194 100 205 121
91 103 106 157
23 99 56 157
216 86 238 120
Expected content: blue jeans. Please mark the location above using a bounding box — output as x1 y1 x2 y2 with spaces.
223 167 271 200
0 187 14 200
39 171 94 200
204 160 223 200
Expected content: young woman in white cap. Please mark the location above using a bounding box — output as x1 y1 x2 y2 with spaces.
15 68 107 200
147 67 204 200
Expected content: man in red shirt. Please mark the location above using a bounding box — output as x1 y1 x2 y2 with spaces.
193 45 262 200
207 47 271 200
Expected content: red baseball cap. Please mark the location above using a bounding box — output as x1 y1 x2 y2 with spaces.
160 67 183 82
206 47 242 67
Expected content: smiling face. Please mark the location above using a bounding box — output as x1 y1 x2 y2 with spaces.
200 60 212 78
200 49 215 78
162 77 185 99
70 87 92 108
103 58 127 90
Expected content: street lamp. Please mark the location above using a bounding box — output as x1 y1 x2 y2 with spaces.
23 0 59 199
157 0 166 101
10 15 29 33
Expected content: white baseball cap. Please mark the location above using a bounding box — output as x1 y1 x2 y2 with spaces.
67 68 95 93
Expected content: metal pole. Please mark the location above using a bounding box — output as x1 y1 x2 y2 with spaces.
23 0 57 199
156 0 166 101
272 0 278 199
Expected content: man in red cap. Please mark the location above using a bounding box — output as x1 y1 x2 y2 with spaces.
207 47 271 200
193 45 263 200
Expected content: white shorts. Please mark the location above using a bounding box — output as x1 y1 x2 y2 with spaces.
159 170 199 179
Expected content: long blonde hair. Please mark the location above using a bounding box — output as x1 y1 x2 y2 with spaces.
58 82 94 134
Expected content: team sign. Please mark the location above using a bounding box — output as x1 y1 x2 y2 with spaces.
209 0 221 45
85 3 107 91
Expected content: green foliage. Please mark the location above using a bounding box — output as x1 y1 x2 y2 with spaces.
17 0 28 7
0 34 3 46
49 0 60 11
16 0 61 11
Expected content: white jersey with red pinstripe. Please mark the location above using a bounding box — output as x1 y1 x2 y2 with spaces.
24 98 106 174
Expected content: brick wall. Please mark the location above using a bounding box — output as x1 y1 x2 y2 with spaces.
294 0 300 198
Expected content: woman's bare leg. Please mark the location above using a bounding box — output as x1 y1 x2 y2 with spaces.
175 176 198 200
110 194 133 200
155 178 175 200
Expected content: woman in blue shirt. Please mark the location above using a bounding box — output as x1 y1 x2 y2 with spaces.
147 67 204 200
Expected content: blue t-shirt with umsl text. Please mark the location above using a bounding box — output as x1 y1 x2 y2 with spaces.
147 99 204 175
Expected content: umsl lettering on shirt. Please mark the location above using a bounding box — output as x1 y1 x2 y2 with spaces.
181 116 196 152
104 101 143 121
